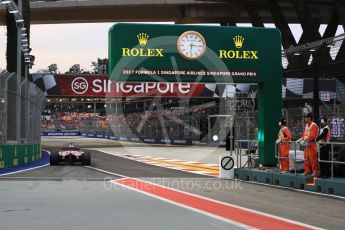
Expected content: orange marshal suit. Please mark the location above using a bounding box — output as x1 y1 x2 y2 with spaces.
302 122 319 174
278 126 292 171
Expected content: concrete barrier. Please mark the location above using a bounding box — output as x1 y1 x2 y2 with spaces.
234 168 345 197
80 133 209 146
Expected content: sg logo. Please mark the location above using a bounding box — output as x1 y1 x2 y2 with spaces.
71 77 89 95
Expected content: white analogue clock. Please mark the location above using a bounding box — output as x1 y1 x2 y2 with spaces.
177 31 206 60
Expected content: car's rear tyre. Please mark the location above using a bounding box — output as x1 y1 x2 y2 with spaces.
81 152 91 166
50 152 60 165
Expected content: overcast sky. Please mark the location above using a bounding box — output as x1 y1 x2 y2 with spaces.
0 23 343 73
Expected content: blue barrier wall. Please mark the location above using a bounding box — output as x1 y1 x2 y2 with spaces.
41 131 81 137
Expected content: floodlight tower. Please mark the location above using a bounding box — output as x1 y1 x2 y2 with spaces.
1 0 31 142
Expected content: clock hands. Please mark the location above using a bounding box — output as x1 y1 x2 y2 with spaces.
178 31 206 59
189 43 194 51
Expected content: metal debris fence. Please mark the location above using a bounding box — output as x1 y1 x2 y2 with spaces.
0 70 46 144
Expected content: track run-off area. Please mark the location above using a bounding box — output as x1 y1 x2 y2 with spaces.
0 137 344 230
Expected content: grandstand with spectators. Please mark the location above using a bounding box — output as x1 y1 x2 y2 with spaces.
39 63 345 145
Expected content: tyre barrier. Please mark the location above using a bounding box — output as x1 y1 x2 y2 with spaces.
0 144 41 170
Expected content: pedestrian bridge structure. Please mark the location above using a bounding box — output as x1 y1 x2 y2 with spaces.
0 0 337 25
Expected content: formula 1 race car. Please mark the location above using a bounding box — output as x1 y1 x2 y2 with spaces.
50 143 91 166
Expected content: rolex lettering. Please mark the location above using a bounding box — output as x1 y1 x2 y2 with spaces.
121 33 164 57
219 35 259 60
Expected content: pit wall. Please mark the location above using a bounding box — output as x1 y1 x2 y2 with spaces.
235 168 345 197
0 144 41 170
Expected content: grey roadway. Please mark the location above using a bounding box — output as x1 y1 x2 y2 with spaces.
0 180 244 230
0 149 243 230
1 143 243 230
0 138 345 229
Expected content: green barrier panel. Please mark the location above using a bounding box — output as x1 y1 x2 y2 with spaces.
17 145 27 166
28 145 33 163
3 145 13 169
0 144 41 170
0 146 5 169
24 145 29 165
12 145 19 167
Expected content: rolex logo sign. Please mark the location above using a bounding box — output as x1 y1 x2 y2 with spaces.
233 35 244 48
219 35 259 60
137 33 149 46
121 33 164 57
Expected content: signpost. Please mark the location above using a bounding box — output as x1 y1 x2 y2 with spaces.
221 156 235 170
109 23 282 166
219 156 235 179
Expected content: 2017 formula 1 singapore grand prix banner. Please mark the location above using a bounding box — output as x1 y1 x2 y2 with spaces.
108 23 282 166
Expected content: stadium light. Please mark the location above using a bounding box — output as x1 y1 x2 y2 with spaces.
212 135 219 141
2 0 35 64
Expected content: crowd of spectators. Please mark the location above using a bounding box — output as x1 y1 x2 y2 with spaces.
41 108 345 141
41 107 212 140
107 107 211 139
41 112 105 131
41 116 55 130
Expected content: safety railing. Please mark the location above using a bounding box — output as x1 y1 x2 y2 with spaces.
276 140 345 180
234 139 258 169
275 141 307 176
318 142 345 180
